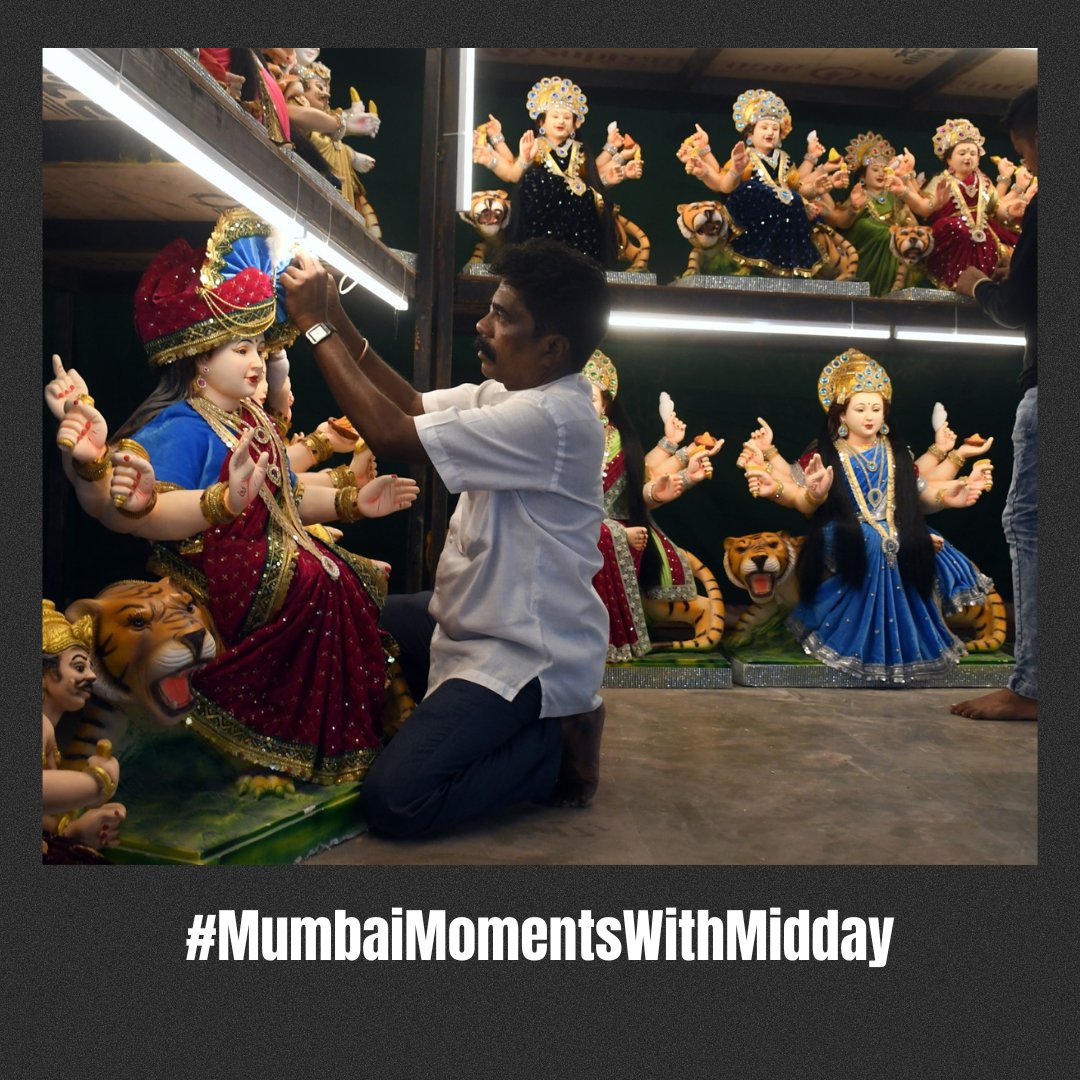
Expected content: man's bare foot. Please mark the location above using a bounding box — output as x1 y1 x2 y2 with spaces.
950 688 1037 721
550 704 605 808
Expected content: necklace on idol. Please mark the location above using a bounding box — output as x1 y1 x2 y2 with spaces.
749 147 794 204
190 396 341 580
836 436 899 566
843 435 885 512
546 135 571 160
862 187 897 223
946 171 989 242
540 137 587 196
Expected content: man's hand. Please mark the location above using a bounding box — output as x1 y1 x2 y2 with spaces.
281 250 336 334
954 264 989 298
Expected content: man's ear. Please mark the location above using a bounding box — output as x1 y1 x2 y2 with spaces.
540 333 573 375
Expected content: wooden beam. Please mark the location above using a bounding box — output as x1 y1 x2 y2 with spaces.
902 48 1000 110
76 49 415 299
676 49 723 92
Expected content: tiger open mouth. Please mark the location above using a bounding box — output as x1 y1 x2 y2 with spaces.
153 665 205 722
476 208 504 226
746 572 777 601
697 218 724 237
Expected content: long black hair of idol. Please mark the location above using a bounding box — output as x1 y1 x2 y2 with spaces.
602 389 663 590
110 356 203 444
796 399 936 603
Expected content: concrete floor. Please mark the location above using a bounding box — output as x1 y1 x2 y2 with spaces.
303 687 1037 866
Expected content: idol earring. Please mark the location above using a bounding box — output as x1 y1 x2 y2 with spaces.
838 422 849 438
539 125 545 136
195 376 207 390
881 422 890 435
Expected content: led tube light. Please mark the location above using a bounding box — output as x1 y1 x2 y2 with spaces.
608 311 891 340
894 328 1026 347
455 48 477 213
43 48 409 310
300 233 409 311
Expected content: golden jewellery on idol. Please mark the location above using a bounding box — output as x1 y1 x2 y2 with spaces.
540 138 588 197
945 172 990 243
749 147 795 205
190 398 340 580
835 437 899 565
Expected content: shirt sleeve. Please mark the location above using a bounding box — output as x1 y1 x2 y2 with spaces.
974 197 1037 330
414 393 564 495
422 382 488 414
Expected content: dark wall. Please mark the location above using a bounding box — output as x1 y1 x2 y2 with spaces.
43 50 1024 608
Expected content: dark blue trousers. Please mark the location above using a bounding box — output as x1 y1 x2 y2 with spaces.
360 593 563 838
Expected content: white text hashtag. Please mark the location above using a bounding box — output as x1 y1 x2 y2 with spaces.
186 914 217 960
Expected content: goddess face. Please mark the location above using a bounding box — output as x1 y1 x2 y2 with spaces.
303 76 330 111
841 391 886 442
947 141 981 177
589 380 606 418
540 106 577 144
196 336 266 410
863 161 887 190
749 117 782 152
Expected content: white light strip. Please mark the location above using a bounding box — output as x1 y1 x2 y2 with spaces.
43 48 408 311
895 328 1026 347
43 49 303 239
300 233 409 311
609 311 891 340
455 48 476 213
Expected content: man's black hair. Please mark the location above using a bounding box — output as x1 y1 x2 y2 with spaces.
1002 84 1037 139
490 238 611 368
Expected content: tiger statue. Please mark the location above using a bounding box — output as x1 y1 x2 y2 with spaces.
676 201 742 278
723 531 805 648
55 577 218 765
459 189 510 267
613 206 651 272
641 548 725 652
811 223 859 281
722 531 1008 653
887 224 935 291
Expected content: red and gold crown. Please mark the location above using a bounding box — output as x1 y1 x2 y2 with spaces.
134 208 297 367
844 131 895 172
732 88 792 139
932 118 985 161
526 76 588 125
817 349 892 411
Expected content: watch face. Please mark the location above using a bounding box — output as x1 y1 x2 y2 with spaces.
306 323 330 345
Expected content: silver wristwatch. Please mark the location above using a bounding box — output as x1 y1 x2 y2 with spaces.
304 321 336 346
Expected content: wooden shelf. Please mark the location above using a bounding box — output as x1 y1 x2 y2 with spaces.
452 274 1022 350
43 48 415 301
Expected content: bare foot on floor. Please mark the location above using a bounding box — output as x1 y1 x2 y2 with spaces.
550 704 606 808
950 688 1037 721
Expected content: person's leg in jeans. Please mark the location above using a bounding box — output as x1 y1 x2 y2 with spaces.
358 677 562 838
951 387 1038 720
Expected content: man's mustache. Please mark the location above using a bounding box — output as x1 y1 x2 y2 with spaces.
475 336 494 361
